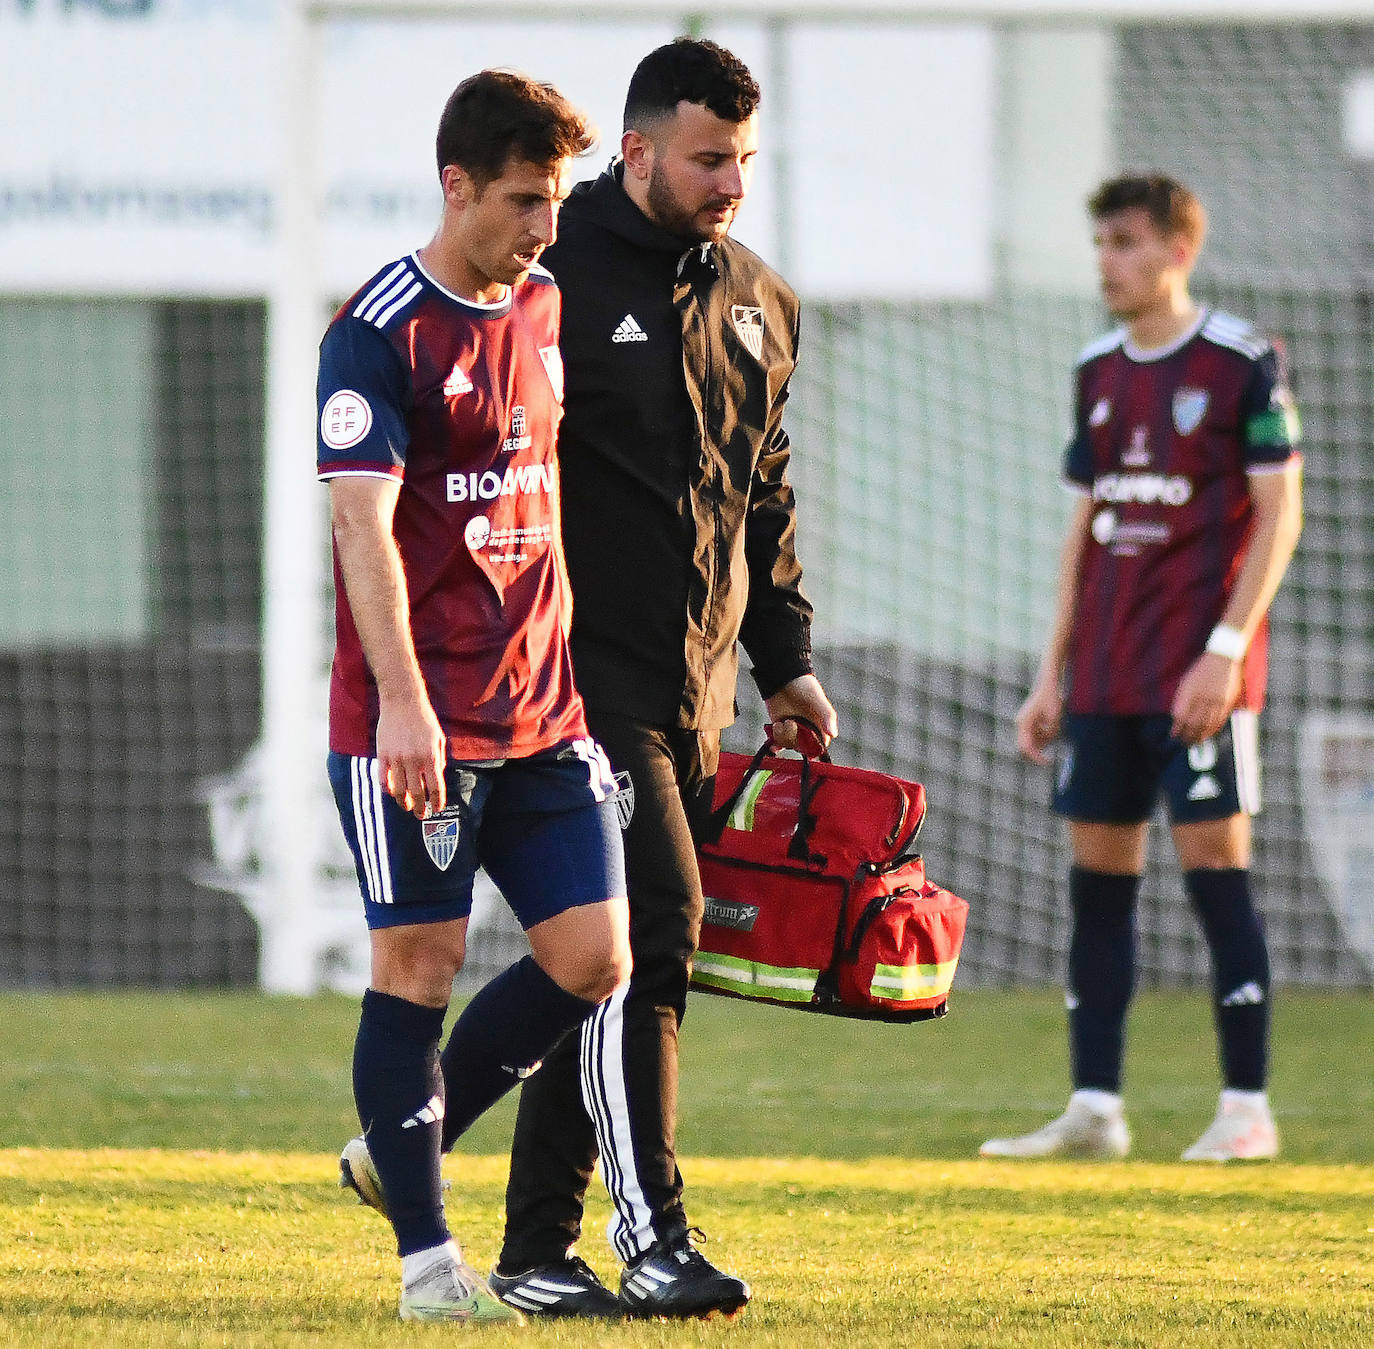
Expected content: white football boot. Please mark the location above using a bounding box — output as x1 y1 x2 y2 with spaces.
339 1135 388 1217
980 1090 1130 1159
339 1134 450 1217
399 1251 524 1325
1181 1090 1279 1162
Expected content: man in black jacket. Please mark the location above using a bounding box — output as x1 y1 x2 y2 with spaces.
489 39 837 1320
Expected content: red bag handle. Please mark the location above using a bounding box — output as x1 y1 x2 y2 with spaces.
703 722 829 864
764 715 830 761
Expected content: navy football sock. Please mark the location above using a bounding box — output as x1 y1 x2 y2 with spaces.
440 955 597 1151
1067 867 1140 1092
1184 867 1271 1091
353 988 450 1257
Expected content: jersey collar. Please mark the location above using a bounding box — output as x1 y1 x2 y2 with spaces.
409 250 514 317
1122 305 1209 363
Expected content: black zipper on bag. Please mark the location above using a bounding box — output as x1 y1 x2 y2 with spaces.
841 883 917 965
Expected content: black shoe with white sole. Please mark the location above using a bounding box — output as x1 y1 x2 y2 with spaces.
619 1229 750 1319
488 1255 625 1319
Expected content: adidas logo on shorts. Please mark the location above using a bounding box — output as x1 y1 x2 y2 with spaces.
1187 773 1223 801
611 313 649 343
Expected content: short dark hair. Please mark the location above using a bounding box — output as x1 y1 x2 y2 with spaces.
623 37 760 132
1088 173 1207 249
435 69 595 189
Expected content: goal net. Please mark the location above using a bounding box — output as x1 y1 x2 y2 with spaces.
1 8 1371 991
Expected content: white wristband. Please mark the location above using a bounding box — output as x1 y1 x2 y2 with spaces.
1205 624 1248 661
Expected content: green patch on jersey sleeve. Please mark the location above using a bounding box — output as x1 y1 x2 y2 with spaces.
1246 402 1301 449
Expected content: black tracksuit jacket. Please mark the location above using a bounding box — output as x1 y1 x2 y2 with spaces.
542 163 814 732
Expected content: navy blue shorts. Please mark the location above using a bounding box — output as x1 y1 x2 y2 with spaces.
1053 711 1262 825
328 737 627 931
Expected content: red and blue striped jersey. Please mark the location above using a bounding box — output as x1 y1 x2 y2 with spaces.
1062 308 1301 716
317 252 586 760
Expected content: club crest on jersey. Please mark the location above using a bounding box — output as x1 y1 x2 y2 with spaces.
442 362 473 398
1056 746 1075 796
731 305 764 361
502 405 532 453
421 806 464 871
1173 387 1209 435
611 771 635 831
1088 397 1111 428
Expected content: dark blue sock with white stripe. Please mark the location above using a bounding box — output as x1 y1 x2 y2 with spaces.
1185 867 1271 1090
353 988 449 1256
1067 867 1140 1092
440 955 596 1151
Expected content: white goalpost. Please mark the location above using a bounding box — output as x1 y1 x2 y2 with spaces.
256 0 328 993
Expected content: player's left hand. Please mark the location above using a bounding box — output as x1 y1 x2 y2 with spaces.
765 674 839 752
1170 652 1242 745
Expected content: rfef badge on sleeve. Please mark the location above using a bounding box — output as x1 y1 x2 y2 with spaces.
422 805 464 871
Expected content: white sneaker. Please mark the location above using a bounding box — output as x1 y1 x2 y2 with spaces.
980 1093 1130 1159
399 1254 525 1325
1181 1093 1279 1162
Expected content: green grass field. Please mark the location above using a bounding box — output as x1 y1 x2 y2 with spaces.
2 988 1371 1346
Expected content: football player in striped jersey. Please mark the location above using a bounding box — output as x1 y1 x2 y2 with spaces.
318 71 630 1322
982 174 1302 1164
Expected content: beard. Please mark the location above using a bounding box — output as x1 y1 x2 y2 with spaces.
646 162 735 242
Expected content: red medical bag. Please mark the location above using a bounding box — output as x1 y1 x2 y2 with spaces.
692 726 969 1022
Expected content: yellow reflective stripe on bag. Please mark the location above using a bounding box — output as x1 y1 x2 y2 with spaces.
692 951 818 1002
725 769 773 832
869 959 960 1002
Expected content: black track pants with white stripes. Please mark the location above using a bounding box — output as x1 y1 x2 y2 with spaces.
500 712 717 1272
